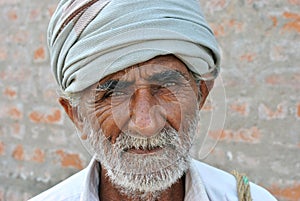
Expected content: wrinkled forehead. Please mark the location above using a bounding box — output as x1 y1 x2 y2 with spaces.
80 55 193 91
99 55 190 83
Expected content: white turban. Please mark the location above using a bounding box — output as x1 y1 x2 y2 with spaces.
48 0 221 93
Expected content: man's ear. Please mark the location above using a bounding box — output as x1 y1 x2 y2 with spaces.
198 80 214 110
59 97 84 132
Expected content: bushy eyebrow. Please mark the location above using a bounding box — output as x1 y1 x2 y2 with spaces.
147 70 188 83
96 80 133 91
96 70 188 91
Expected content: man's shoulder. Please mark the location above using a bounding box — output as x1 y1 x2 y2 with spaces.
28 168 87 201
191 159 277 201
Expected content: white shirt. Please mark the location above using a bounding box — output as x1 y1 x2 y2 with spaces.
28 157 277 201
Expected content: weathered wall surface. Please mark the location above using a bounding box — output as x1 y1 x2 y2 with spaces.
0 0 299 200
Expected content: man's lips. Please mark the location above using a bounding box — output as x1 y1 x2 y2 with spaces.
125 147 163 154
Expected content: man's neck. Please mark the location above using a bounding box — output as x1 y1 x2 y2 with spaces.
99 166 185 201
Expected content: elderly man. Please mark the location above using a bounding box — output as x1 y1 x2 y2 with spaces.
29 0 277 200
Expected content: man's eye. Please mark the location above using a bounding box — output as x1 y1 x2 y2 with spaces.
104 90 125 98
111 91 125 97
161 82 176 88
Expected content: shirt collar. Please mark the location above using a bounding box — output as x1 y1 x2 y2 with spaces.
184 159 210 201
80 156 100 201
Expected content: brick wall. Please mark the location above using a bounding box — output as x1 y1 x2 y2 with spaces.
0 0 299 200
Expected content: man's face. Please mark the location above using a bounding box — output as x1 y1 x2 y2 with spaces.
76 55 202 196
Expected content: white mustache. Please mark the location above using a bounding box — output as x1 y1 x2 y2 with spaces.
113 127 178 152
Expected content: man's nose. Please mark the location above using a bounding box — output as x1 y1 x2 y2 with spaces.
128 88 166 138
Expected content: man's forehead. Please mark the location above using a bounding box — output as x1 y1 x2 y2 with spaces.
98 55 191 84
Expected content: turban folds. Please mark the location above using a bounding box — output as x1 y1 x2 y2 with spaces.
48 0 221 93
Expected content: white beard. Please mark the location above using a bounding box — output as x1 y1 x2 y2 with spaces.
82 114 198 200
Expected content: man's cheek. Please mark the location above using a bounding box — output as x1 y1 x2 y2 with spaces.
83 106 118 144
159 99 193 131
109 99 132 131
101 118 122 144
165 105 182 131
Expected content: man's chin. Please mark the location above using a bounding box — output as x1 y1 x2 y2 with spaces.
102 155 191 196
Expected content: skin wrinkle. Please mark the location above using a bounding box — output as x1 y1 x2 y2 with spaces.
60 55 213 201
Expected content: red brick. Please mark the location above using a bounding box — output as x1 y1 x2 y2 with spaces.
55 150 83 170
209 127 261 143
204 0 230 12
12 145 24 160
29 111 43 123
12 30 29 44
7 9 18 21
258 103 287 120
227 19 244 32
265 73 300 86
230 102 250 116
269 183 300 201
210 19 244 37
0 141 5 155
8 106 22 120
33 46 46 62
29 9 40 21
240 52 256 62
288 0 300 5
282 11 300 33
10 122 24 138
31 148 45 163
0 48 8 61
29 108 62 124
210 23 226 37
46 109 61 123
3 87 17 99
270 16 278 27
